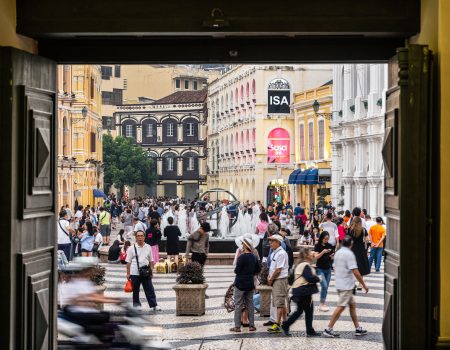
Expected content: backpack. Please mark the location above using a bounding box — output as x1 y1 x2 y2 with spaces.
284 238 294 269
287 264 297 286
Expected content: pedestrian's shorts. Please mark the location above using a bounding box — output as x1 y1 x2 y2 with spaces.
272 278 289 307
337 289 355 307
100 225 111 236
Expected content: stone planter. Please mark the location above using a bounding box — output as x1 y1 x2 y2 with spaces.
256 285 272 317
173 283 208 316
95 284 107 311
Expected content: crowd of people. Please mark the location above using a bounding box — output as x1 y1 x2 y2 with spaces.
57 194 386 339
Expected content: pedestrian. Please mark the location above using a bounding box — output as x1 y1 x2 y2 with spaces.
133 216 147 236
368 217 386 272
108 240 121 263
281 247 321 337
266 234 289 333
337 217 347 242
120 241 131 264
229 237 261 333
122 208 134 240
98 207 111 246
145 219 162 263
323 235 369 338
185 222 211 266
347 216 370 286
343 210 352 225
58 209 76 261
92 226 103 257
314 231 334 311
319 212 340 249
126 230 161 311
164 216 182 260
80 221 95 257
255 213 269 259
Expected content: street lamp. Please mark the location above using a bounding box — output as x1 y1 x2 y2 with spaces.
71 106 88 124
312 100 333 120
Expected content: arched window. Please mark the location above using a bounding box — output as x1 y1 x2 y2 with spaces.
162 117 178 144
183 151 199 177
225 93 229 110
183 117 198 142
246 82 250 98
308 122 314 160
241 131 245 151
230 134 233 154
62 116 69 156
162 152 177 177
226 135 229 154
300 124 306 160
240 85 244 103
235 88 239 104
252 79 256 95
230 91 233 110
235 131 239 153
252 128 256 149
142 118 157 144
122 119 137 142
246 130 250 151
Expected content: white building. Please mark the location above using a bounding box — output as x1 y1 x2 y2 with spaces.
330 64 387 217
207 65 332 204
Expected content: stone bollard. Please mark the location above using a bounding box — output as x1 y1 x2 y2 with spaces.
256 285 273 317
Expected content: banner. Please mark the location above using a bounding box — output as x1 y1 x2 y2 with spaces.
267 128 290 163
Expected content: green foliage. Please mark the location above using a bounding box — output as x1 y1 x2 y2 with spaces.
317 188 329 208
176 262 205 284
103 134 156 191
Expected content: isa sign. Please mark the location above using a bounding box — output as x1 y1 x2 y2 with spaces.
268 90 290 114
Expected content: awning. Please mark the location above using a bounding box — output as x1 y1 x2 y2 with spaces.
296 170 308 185
305 168 326 185
93 189 107 198
288 169 302 184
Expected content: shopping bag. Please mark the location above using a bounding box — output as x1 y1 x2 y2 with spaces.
124 278 133 293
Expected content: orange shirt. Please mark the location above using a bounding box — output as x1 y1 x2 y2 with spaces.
343 216 351 224
369 224 386 247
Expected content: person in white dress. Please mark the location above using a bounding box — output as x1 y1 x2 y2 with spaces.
190 208 200 234
177 205 188 237
219 205 230 238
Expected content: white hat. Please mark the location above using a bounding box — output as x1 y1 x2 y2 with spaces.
235 233 260 249
267 234 284 244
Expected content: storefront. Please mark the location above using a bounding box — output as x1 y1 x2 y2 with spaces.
266 178 290 205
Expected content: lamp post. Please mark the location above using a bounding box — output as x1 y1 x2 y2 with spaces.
312 100 333 120
71 106 88 124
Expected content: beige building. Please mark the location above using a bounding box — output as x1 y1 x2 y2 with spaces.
122 65 221 104
207 65 332 205
57 65 104 210
100 65 125 136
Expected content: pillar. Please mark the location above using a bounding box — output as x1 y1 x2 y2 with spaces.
177 182 185 198
177 157 183 177
156 183 164 197
137 125 142 143
177 123 183 142
157 123 162 142
368 178 381 217
343 178 353 211
157 158 163 176
355 178 366 209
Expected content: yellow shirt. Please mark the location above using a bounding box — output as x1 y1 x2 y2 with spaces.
99 211 111 225
369 224 386 247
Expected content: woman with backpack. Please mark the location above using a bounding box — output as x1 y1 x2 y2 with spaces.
281 247 321 337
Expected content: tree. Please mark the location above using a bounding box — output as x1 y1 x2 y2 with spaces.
103 134 156 195
317 188 329 209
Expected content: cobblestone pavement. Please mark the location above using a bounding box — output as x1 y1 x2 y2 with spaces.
103 261 384 350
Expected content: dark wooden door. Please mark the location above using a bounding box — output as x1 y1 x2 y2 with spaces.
0 47 57 349
383 45 436 350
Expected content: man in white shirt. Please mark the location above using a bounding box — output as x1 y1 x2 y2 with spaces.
58 210 75 261
133 217 147 235
126 230 160 311
319 212 340 248
266 234 289 333
64 204 73 220
323 236 369 338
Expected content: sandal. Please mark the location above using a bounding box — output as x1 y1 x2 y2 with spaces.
249 326 256 332
230 327 241 332
241 323 250 327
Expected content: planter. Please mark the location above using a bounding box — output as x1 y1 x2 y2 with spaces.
95 284 107 311
173 283 208 316
256 285 272 317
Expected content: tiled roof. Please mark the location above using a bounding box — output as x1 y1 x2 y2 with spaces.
153 90 207 104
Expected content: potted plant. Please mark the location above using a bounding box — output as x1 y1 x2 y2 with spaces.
173 262 208 316
88 265 107 310
256 263 272 317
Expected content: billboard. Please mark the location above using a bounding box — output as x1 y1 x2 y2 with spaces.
267 78 291 114
267 128 290 164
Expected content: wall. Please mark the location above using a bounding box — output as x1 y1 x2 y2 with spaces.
0 0 36 52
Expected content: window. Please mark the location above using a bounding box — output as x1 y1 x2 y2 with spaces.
188 157 195 171
193 81 198 90
300 124 305 160
187 122 194 136
167 157 174 171
125 124 133 137
90 132 96 152
101 66 112 79
167 123 174 136
114 65 121 78
146 123 154 137
202 81 207 90
102 116 113 129
90 78 95 99
318 120 325 159
113 88 123 105
184 80 189 90
308 122 314 160
102 91 113 105
175 79 180 89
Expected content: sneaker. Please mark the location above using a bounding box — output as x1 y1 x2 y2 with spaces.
319 304 329 312
323 328 340 338
263 320 275 327
306 331 322 337
281 323 291 336
267 323 282 333
152 305 161 311
355 327 368 336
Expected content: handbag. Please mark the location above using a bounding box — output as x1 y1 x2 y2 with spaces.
134 244 151 278
124 278 133 293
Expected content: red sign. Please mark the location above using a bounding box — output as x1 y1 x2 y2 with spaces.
267 128 290 164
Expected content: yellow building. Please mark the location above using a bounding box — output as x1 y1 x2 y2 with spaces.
57 65 104 210
291 83 332 210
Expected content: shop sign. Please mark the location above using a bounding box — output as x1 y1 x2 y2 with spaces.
267 128 290 164
318 168 332 182
267 78 290 114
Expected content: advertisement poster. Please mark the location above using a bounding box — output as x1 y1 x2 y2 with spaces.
267 128 290 163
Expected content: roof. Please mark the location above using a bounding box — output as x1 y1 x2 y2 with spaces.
153 90 207 104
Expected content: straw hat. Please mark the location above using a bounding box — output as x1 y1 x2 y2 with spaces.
235 233 260 249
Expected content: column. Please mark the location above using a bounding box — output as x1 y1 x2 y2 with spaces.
342 178 353 211
156 182 164 197
177 123 183 142
157 158 163 176
355 178 366 209
368 178 382 217
177 157 183 177
137 125 142 143
157 123 162 142
177 181 185 198
368 64 381 118
355 64 369 118
330 143 342 207
343 64 356 121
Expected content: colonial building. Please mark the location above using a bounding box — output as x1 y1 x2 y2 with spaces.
207 65 332 204
290 82 333 209
114 90 207 199
57 65 104 210
330 64 386 216
100 65 125 136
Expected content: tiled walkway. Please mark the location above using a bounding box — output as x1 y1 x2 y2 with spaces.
103 262 384 350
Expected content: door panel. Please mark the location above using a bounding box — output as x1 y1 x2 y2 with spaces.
0 47 57 350
383 45 433 349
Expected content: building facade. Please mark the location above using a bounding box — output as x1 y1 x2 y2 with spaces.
207 65 332 204
291 83 333 209
57 65 104 210
330 64 386 216
100 65 125 136
114 90 207 199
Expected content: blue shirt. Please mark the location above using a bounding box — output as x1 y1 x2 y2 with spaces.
81 233 95 251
